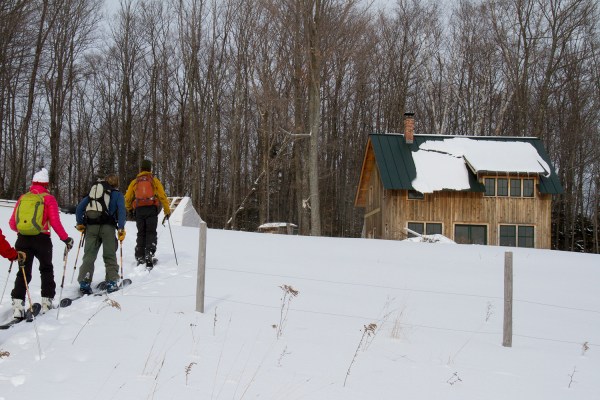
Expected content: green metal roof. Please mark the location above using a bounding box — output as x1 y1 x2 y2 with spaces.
369 134 564 194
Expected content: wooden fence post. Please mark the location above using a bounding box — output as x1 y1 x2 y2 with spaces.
503 251 513 347
196 218 207 313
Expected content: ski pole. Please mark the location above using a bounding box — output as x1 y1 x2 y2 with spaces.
56 245 70 320
19 258 43 358
0 261 14 305
166 217 178 265
119 239 124 280
70 231 85 284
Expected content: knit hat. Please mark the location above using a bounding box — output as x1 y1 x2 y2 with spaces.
32 168 49 185
141 159 152 171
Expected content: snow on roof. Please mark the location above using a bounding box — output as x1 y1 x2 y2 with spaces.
412 137 551 194
258 222 298 229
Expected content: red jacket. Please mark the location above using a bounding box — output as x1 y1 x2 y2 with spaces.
9 184 69 241
0 228 17 260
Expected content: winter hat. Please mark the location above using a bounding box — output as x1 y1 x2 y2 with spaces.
32 168 49 185
141 159 152 171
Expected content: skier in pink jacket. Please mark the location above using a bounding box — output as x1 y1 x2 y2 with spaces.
8 168 73 317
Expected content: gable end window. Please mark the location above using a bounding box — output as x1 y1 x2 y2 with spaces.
523 179 534 197
497 178 508 196
484 178 496 196
408 190 424 200
484 177 536 198
510 179 521 197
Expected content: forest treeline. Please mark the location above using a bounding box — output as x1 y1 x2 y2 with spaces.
0 0 599 251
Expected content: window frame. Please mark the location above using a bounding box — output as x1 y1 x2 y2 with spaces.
499 225 517 247
499 224 535 248
407 222 424 236
426 223 442 235
482 176 536 198
497 178 508 196
407 222 443 237
408 190 424 200
454 224 488 245
484 178 496 196
518 225 535 248
509 179 521 197
522 179 535 197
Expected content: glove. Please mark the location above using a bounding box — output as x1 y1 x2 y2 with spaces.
162 211 171 225
76 224 86 233
17 251 26 263
164 211 171 220
117 229 126 242
63 237 74 250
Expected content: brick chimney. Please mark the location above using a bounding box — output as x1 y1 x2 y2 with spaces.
404 113 415 144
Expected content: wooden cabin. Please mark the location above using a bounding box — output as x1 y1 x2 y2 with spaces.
354 116 563 249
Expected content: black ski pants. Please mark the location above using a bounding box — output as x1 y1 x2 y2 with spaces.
11 234 56 300
134 205 158 260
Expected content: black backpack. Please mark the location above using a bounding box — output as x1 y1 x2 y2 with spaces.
85 180 115 225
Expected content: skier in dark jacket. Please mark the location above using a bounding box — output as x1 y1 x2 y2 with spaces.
75 174 126 294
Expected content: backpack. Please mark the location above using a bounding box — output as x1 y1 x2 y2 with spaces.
85 180 114 225
15 192 48 235
134 174 158 208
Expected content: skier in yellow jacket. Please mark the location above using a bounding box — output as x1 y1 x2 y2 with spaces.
125 160 170 268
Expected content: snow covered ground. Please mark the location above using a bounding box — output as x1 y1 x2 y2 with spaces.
0 205 599 399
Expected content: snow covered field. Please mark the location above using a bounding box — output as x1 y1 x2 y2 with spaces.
0 206 599 399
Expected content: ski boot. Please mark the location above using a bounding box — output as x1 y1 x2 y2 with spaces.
105 281 118 293
41 297 53 314
79 281 93 295
11 298 25 319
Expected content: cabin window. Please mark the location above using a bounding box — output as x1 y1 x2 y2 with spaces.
454 224 487 245
407 222 443 237
407 222 424 236
484 178 496 196
523 179 535 197
510 179 521 197
408 190 424 200
484 177 535 198
497 178 508 196
426 223 442 235
518 226 534 247
499 225 516 246
499 224 535 248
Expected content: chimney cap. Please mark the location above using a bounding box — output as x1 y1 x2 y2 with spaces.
404 112 415 117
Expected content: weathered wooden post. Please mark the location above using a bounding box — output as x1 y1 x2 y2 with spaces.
196 217 207 313
503 251 513 347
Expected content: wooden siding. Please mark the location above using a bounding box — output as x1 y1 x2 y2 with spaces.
377 185 552 248
362 164 384 238
355 140 376 207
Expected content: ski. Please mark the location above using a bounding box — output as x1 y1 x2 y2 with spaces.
59 279 132 308
0 303 42 330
